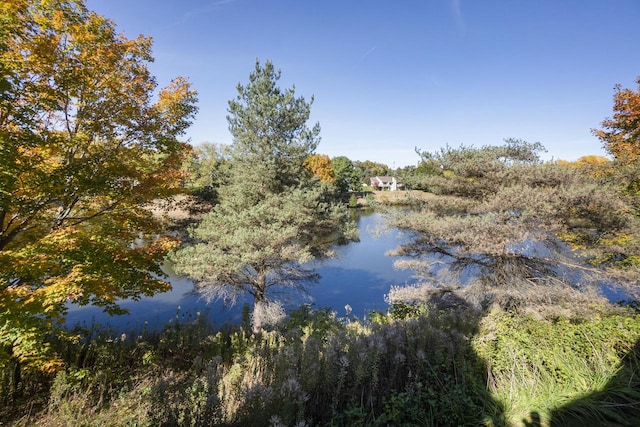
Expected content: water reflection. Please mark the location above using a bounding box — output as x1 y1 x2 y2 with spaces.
65 210 416 331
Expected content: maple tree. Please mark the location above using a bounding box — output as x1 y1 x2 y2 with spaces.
0 0 197 369
595 77 640 162
303 153 335 183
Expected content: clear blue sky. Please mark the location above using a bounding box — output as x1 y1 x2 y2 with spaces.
86 0 640 168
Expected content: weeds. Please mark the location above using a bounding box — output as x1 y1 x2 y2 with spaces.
2 304 640 426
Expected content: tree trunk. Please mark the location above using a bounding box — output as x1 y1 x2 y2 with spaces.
11 357 21 400
252 297 265 334
252 275 266 334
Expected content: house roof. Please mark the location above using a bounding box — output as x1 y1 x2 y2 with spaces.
371 176 398 183
376 176 395 182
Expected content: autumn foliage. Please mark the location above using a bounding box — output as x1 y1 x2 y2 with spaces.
0 0 197 369
303 153 335 182
555 155 612 177
595 77 640 162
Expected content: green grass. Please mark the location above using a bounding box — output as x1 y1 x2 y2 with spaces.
475 310 640 426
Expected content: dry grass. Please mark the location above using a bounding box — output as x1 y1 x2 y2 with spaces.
358 189 436 206
147 194 214 225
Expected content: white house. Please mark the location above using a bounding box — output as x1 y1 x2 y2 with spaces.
370 176 402 191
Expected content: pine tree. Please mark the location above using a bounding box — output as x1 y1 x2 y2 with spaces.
388 140 640 312
171 61 356 332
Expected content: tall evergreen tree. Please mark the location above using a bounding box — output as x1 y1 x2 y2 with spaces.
171 61 356 332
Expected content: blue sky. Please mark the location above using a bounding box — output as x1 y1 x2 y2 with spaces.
86 0 640 167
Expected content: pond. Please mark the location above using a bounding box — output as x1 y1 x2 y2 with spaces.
65 210 417 331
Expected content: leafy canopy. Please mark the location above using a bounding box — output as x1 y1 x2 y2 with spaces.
303 153 335 183
0 0 197 369
331 155 361 193
355 160 390 181
594 76 640 162
593 77 640 195
182 142 228 206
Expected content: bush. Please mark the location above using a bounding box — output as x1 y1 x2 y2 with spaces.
348 193 358 208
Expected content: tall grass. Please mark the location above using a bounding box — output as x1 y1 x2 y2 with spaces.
2 304 640 426
475 310 640 426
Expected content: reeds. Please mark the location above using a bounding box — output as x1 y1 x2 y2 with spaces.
2 304 640 426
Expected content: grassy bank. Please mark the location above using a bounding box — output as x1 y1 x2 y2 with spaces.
2 303 640 426
355 189 437 207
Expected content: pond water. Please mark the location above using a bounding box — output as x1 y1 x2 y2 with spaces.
65 210 417 332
